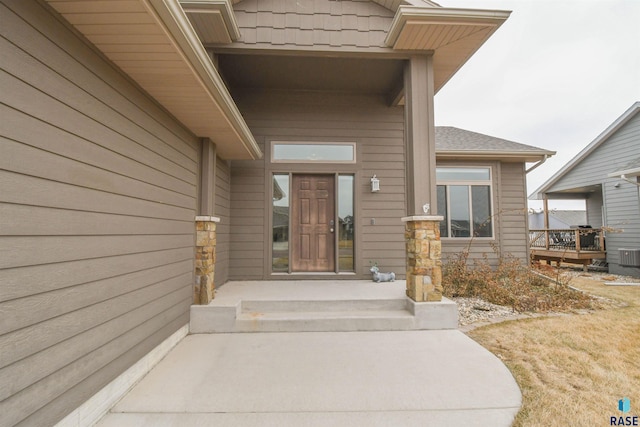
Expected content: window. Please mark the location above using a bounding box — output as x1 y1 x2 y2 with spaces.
436 167 493 238
272 174 290 272
338 175 354 271
272 142 355 163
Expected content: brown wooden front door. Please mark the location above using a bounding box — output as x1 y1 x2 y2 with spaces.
291 174 335 272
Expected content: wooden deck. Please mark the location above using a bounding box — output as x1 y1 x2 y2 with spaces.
529 228 606 270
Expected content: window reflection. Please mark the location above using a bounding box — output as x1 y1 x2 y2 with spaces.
338 175 354 271
437 186 448 238
272 174 289 272
450 185 471 237
472 186 492 237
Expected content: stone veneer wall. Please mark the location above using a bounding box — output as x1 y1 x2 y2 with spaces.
403 216 444 302
195 217 219 304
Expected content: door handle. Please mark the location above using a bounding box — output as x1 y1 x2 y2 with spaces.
330 228 334 233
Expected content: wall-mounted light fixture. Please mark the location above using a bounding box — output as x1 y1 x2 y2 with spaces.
614 181 622 188
371 175 380 192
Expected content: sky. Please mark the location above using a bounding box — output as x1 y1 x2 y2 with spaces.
433 0 640 211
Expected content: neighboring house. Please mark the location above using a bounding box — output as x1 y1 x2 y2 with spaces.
528 210 587 230
530 102 640 277
1 0 553 425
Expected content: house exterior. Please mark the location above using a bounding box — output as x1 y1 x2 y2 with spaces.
0 0 553 425
530 102 640 277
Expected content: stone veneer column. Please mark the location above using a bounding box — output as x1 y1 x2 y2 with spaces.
402 216 444 302
194 216 220 305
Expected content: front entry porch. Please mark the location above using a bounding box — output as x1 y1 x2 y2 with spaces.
190 280 458 333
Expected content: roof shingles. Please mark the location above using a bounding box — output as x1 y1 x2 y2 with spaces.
435 126 553 156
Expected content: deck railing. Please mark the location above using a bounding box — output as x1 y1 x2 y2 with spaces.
529 228 605 252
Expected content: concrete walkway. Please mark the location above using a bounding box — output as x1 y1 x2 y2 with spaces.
97 330 521 426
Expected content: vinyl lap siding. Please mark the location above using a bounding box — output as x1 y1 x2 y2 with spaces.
233 0 394 49
586 191 603 227
361 134 406 275
547 114 640 192
0 2 197 426
229 142 266 280
604 179 640 275
496 162 529 261
215 156 231 286
229 91 405 279
599 115 640 273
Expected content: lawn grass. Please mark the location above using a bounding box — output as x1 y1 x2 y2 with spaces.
467 275 640 426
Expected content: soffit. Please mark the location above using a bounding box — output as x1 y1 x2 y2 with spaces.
538 184 603 200
386 6 510 92
436 151 552 163
218 54 404 95
45 0 261 160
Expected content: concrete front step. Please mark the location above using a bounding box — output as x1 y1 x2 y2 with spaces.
236 310 415 332
240 298 408 313
189 281 458 333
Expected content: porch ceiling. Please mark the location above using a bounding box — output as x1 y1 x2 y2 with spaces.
539 184 603 200
45 0 262 160
217 54 405 97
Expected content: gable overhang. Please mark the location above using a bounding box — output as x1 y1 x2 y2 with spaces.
385 6 510 93
180 0 241 44
45 0 262 160
530 102 640 200
437 150 554 163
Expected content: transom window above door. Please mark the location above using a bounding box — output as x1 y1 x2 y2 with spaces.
271 142 356 163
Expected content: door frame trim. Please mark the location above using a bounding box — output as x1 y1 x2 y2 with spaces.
264 138 363 279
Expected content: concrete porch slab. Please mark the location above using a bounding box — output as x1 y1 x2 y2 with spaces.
189 280 458 333
97 331 521 427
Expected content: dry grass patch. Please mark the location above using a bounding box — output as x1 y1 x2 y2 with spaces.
468 275 640 426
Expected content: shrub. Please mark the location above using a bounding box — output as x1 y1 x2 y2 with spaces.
442 249 595 312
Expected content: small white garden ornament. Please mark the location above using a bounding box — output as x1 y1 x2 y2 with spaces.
369 264 395 282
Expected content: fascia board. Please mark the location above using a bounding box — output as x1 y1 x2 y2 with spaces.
436 150 555 162
385 6 511 47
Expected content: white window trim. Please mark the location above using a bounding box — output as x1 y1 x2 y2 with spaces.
271 141 356 164
437 166 495 240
